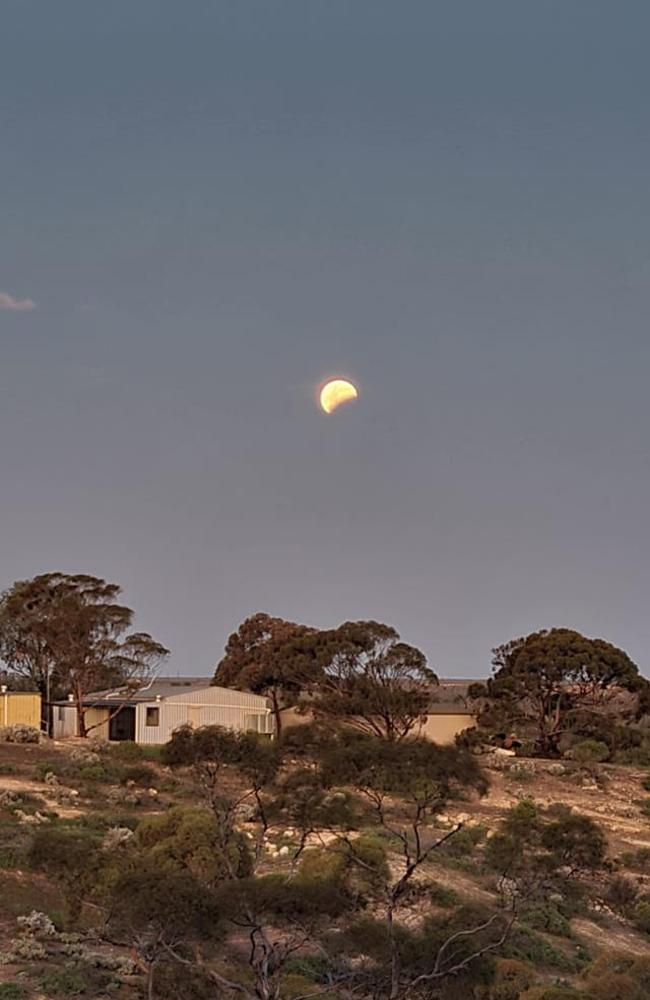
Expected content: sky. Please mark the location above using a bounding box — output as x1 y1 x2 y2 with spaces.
2 1 650 679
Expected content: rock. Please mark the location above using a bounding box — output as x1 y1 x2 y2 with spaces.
0 724 40 744
15 810 50 825
234 801 258 822
69 747 101 766
540 762 566 776
16 911 57 938
44 771 60 786
102 826 135 851
278 845 290 857
147 787 159 798
0 789 20 807
484 750 516 771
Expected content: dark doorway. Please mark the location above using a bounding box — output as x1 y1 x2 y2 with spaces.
109 706 136 742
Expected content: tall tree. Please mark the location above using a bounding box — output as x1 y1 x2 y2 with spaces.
470 628 642 756
0 573 168 737
309 620 437 741
213 613 322 737
0 575 70 729
215 615 436 742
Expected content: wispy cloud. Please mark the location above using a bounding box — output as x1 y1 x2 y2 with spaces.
0 291 36 312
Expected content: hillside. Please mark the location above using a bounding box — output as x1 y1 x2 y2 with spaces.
1 737 650 999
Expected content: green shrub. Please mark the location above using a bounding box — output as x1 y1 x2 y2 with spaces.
428 882 460 908
0 819 28 870
642 774 650 792
620 847 650 871
108 740 143 762
613 741 650 766
635 799 650 818
77 764 107 781
0 985 26 1000
152 962 214 1000
524 901 572 938
285 954 336 983
136 807 252 883
118 763 155 786
504 927 587 972
633 898 650 934
605 875 639 912
571 740 609 764
511 764 535 783
436 825 485 860
39 963 111 997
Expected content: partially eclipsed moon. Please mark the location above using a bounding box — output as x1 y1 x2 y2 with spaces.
319 378 359 414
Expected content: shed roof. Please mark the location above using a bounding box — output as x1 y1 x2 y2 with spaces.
427 679 477 715
53 676 222 707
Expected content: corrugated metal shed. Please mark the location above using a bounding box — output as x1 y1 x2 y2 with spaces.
51 678 273 744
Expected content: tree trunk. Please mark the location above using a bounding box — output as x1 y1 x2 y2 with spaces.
146 963 155 1000
270 689 282 740
387 902 401 1000
75 688 87 738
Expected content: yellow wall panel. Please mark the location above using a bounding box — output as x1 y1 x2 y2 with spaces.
2 693 41 729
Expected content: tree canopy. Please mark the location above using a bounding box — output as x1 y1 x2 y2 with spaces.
214 613 436 741
0 572 169 736
308 620 437 741
469 628 641 755
213 612 322 736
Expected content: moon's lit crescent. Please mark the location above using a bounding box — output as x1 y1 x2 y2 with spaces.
319 379 359 414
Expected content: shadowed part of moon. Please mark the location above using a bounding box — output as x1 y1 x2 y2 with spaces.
319 379 358 414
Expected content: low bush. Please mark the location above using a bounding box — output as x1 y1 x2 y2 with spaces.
604 875 639 912
487 957 534 1000
570 740 609 764
435 825 485 861
77 764 108 782
152 962 214 1000
504 926 588 973
613 739 650 766
39 963 112 997
108 740 143 762
0 724 40 744
118 763 155 786
523 901 572 938
620 847 650 872
428 882 460 908
632 897 650 934
0 984 26 1000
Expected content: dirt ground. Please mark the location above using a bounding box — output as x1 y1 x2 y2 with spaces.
2 740 650 991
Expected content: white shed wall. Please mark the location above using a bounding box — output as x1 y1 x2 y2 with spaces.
135 698 274 744
164 686 270 709
52 705 77 739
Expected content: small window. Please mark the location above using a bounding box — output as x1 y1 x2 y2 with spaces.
146 707 160 727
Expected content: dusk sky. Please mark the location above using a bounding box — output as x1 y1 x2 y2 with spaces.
2 2 650 678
